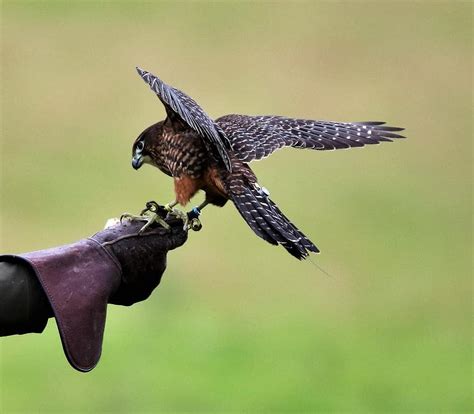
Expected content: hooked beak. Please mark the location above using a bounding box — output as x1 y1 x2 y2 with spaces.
132 155 143 170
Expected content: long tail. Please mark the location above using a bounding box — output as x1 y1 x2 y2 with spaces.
228 182 319 260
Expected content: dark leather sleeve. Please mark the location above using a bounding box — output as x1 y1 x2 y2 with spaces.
0 215 188 371
0 260 53 336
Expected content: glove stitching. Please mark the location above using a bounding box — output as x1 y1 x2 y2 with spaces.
96 230 169 248
87 238 122 274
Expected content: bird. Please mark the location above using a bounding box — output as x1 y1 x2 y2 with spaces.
129 67 405 260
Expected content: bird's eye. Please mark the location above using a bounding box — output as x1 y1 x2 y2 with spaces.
136 141 144 152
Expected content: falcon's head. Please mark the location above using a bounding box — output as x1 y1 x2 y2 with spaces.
131 122 164 169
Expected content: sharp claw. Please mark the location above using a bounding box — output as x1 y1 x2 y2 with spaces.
141 213 171 233
122 201 202 233
120 213 146 223
121 202 171 233
166 208 187 222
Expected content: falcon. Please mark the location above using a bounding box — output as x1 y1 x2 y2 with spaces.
129 67 404 260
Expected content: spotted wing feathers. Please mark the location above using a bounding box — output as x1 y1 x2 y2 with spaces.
136 67 232 170
217 115 405 162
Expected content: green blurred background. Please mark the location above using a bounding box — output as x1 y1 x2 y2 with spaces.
1 1 471 412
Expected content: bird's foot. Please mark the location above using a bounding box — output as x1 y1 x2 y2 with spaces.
164 207 191 231
162 204 203 232
120 201 171 234
120 212 170 234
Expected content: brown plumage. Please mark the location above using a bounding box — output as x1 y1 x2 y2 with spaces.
132 67 405 259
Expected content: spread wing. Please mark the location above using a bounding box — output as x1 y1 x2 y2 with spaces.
216 115 405 162
136 67 232 171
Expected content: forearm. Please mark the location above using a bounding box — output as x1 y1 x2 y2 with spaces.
0 260 53 336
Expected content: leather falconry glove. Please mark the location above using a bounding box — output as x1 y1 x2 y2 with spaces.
0 217 187 372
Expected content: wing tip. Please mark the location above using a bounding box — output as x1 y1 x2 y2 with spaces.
136 67 151 82
357 121 404 130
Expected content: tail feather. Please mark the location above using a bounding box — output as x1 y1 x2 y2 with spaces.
248 195 299 243
233 192 279 245
268 199 319 253
230 184 319 260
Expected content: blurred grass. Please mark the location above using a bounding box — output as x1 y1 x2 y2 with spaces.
0 1 472 412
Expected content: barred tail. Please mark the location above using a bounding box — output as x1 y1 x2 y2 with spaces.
229 183 319 260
